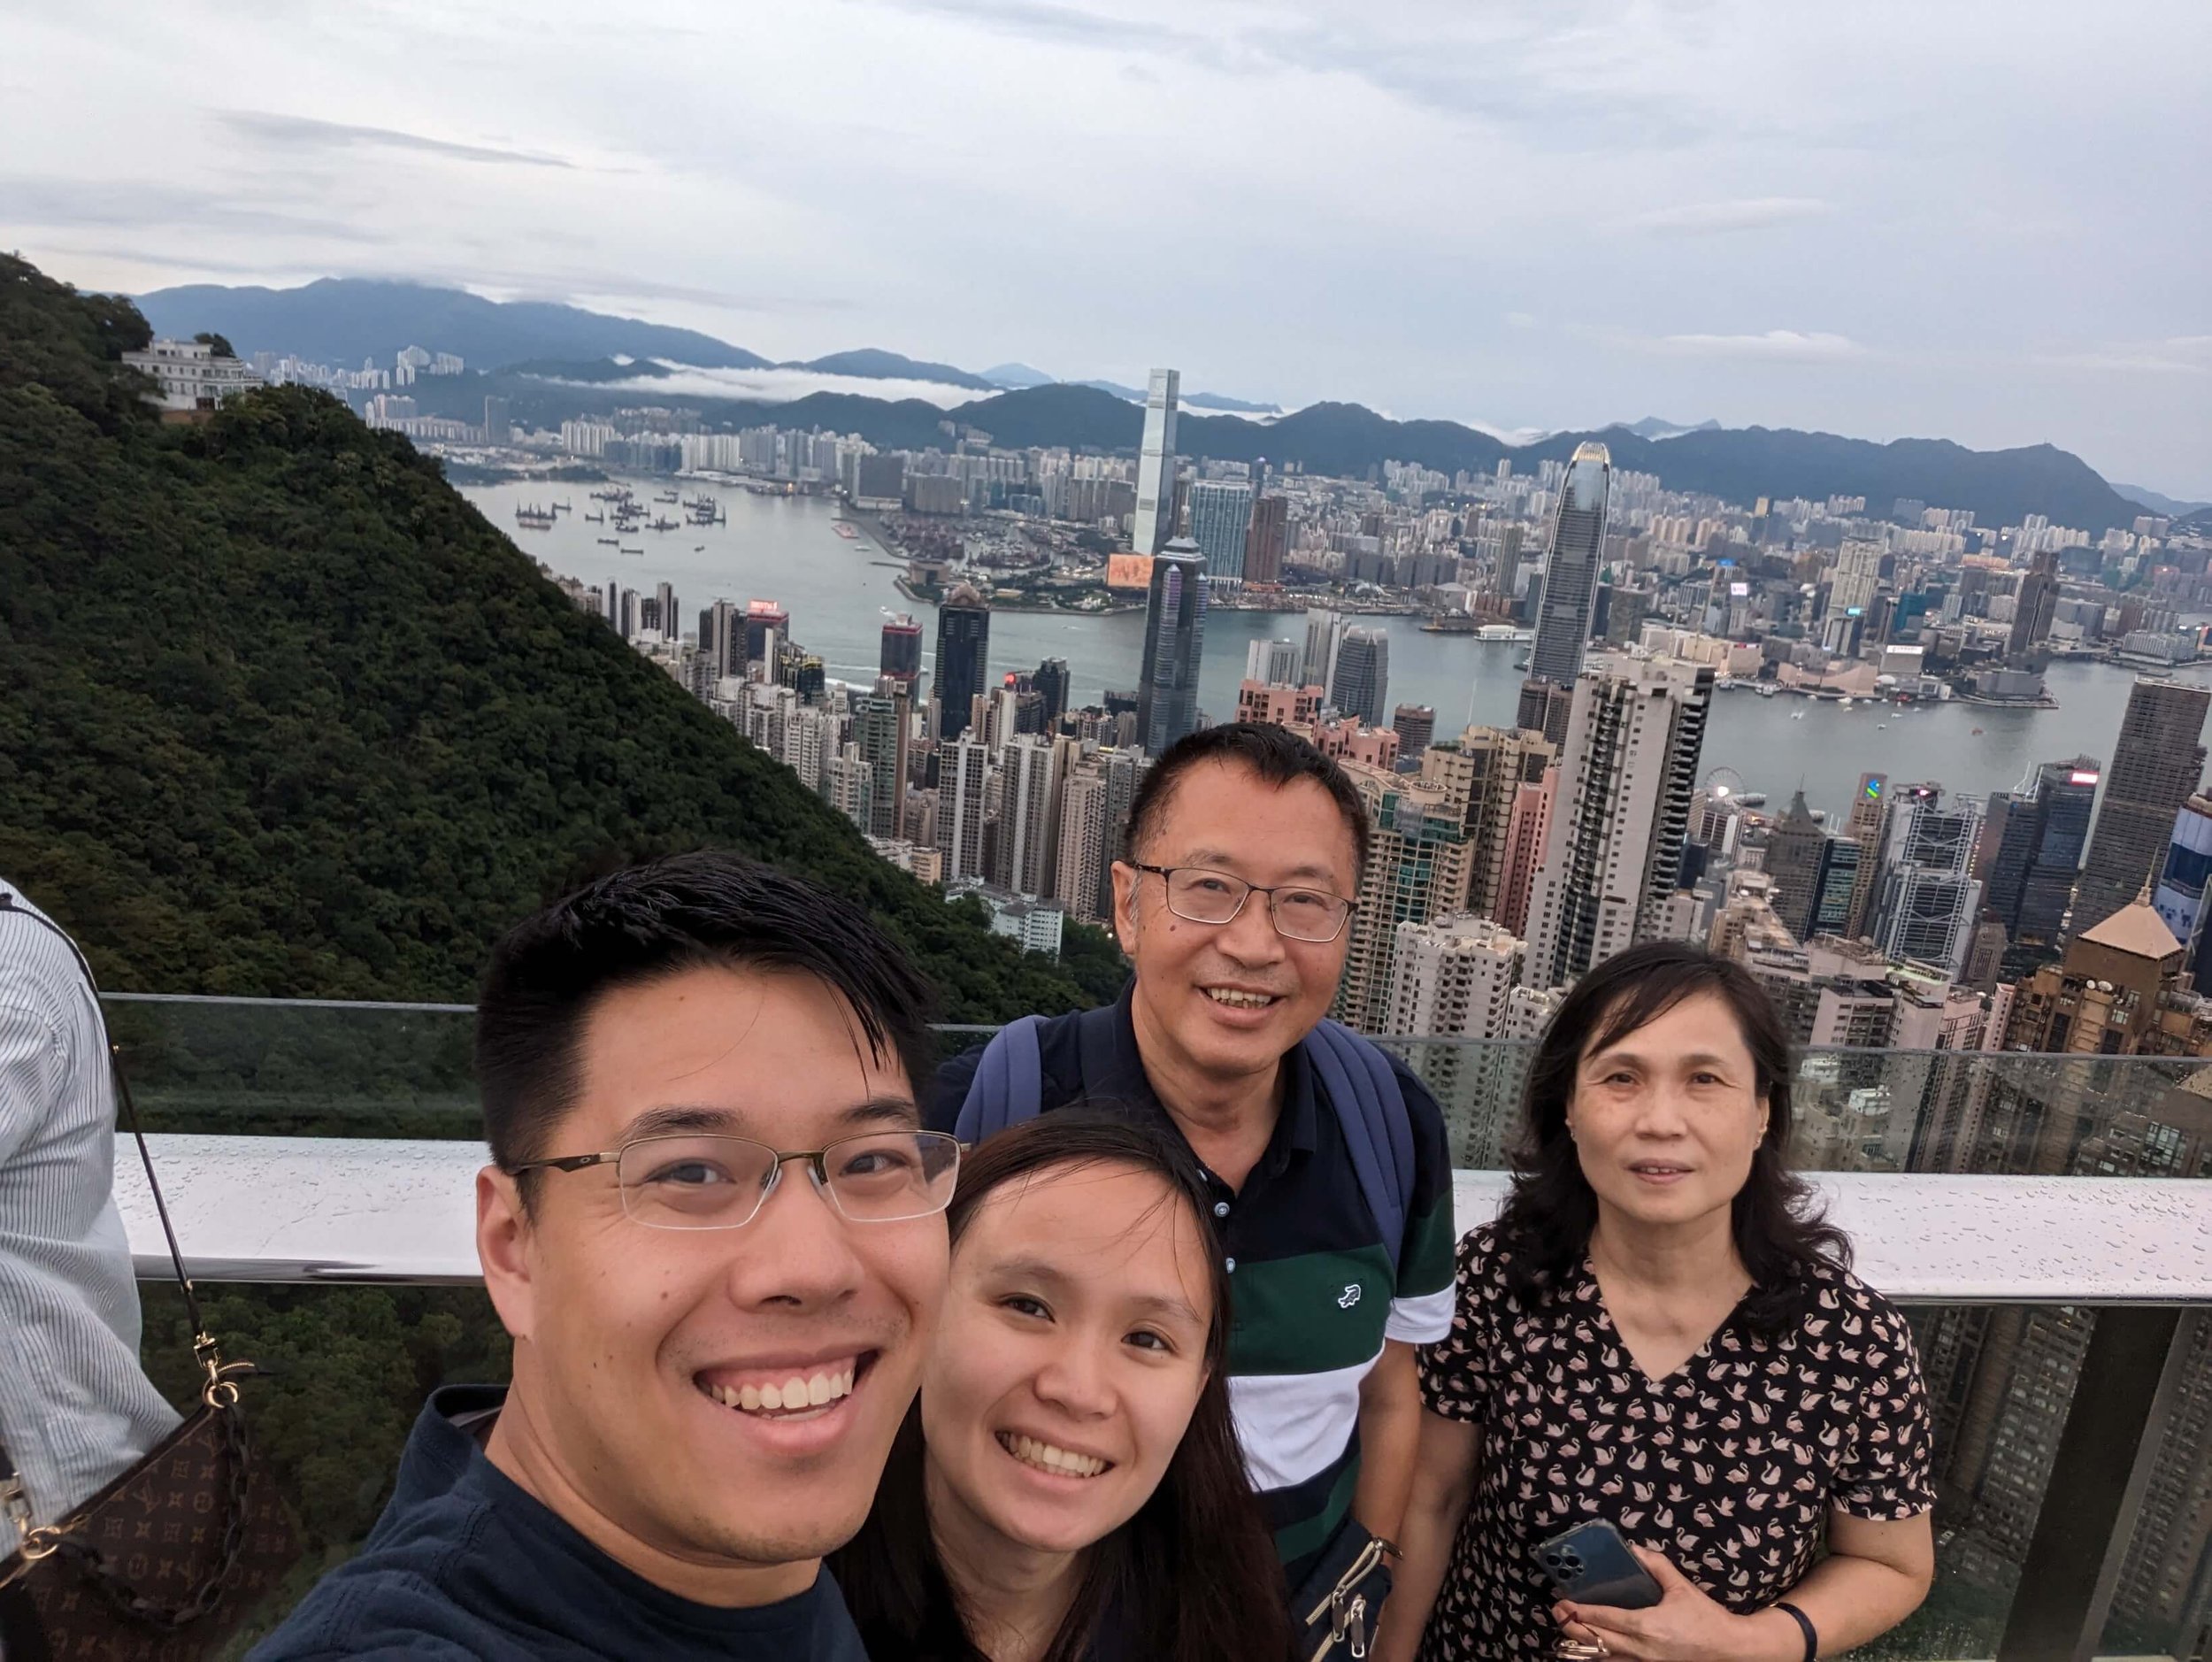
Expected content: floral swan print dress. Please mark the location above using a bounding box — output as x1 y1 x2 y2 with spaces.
1414 1227 1936 1659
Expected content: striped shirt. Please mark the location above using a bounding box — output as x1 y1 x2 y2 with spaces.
931 989 1457 1586
0 885 177 1526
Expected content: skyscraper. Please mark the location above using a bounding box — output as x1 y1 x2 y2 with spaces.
2076 678 2211 935
936 736 993 882
2007 547 2060 663
1417 726 1556 923
1245 637 1302 686
933 584 991 743
1391 704 1436 759
1869 784 1986 976
2153 793 2212 987
879 613 923 683
1055 758 1113 926
1302 608 1346 692
1525 654 1714 989
1842 773 1891 937
1761 789 1826 941
997 734 1071 901
1329 628 1390 727
1031 657 1070 731
1187 480 1253 586
742 599 789 670
1245 494 1289 586
1130 368 1180 557
1982 758 2101 967
1136 540 1208 753
854 688 910 842
1519 442 1613 736
1333 766 1478 1031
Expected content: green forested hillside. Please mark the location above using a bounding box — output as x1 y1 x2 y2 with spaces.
0 254 1120 1017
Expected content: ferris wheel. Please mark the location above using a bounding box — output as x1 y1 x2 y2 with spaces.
1704 766 1747 801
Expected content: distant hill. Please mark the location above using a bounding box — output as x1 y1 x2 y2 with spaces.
1076 378 1286 416
134 277 773 372
2111 481 2211 517
1614 416 1721 441
785 348 998 390
4 254 1117 1019
979 361 1055 389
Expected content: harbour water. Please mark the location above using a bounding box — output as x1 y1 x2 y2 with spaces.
462 477 2184 825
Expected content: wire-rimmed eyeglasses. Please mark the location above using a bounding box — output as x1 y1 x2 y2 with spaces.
505 1130 961 1230
1128 863 1356 943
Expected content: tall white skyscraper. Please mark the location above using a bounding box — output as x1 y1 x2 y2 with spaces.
1055 758 1114 925
1130 368 1180 556
1246 637 1304 686
1525 654 1716 989
1385 914 1527 1040
1302 607 1346 691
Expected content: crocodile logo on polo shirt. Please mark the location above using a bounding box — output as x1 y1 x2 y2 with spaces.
1338 1283 1363 1309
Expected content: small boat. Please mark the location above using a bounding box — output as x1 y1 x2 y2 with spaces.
1971 727 1985 735
584 512 604 523
1878 722 1888 729
1792 712 1805 720
596 536 618 546
620 546 644 557
514 504 556 529
694 543 706 551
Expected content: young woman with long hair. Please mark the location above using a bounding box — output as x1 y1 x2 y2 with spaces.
1377 943 1937 1661
832 1112 1293 1662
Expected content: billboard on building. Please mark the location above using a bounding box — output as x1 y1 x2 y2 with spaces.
1106 554 1156 591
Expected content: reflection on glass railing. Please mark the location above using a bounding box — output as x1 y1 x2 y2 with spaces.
110 996 2212 1659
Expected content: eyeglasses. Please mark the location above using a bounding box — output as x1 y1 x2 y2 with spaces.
1129 864 1356 944
505 1130 962 1231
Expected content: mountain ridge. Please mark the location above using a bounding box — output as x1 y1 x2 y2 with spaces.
137 279 2146 532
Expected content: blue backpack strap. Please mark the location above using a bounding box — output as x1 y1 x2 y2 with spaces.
954 1015 1047 1143
1301 1020 1417 1279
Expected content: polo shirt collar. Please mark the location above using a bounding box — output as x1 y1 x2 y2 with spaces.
1104 981 1322 1169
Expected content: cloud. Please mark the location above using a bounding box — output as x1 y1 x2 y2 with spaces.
526 363 985 408
2035 336 2212 374
1629 196 1832 235
1651 329 1865 361
0 175 387 242
215 111 578 170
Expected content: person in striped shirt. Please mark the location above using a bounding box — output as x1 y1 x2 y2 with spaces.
0 882 177 1533
931 724 1458 1612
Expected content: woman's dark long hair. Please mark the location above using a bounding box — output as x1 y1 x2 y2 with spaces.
832 1112 1293 1662
1494 941 1851 1332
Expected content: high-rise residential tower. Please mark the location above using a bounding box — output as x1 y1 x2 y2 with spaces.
1302 608 1345 692
2076 678 2211 936
1136 540 1208 753
1187 480 1253 587
1525 654 1714 989
1518 442 1612 743
933 584 991 743
1329 628 1390 727
2007 547 2060 663
1981 758 2101 969
1130 368 1180 557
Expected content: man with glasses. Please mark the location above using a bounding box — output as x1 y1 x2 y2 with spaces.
255 852 956 1660
931 723 1457 1612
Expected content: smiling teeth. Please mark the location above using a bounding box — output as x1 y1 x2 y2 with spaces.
1000 1433 1108 1478
1204 989 1275 1008
708 1366 856 1416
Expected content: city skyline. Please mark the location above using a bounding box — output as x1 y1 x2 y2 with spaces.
4 2 2206 496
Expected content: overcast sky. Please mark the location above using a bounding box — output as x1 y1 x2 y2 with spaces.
4 0 2208 496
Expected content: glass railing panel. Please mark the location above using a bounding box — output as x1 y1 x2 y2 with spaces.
131 1282 2201 1659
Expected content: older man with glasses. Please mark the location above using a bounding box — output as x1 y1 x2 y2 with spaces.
254 852 955 1661
932 722 1458 1634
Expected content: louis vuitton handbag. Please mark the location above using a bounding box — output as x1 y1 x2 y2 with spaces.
0 892 300 1661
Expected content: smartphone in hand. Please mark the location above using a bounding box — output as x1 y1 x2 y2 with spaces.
1531 1520 1664 1609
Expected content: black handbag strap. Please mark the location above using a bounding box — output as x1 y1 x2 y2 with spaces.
0 890 206 1341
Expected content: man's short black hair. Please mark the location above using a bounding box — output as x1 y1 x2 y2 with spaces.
1125 724 1371 879
474 850 940 1180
